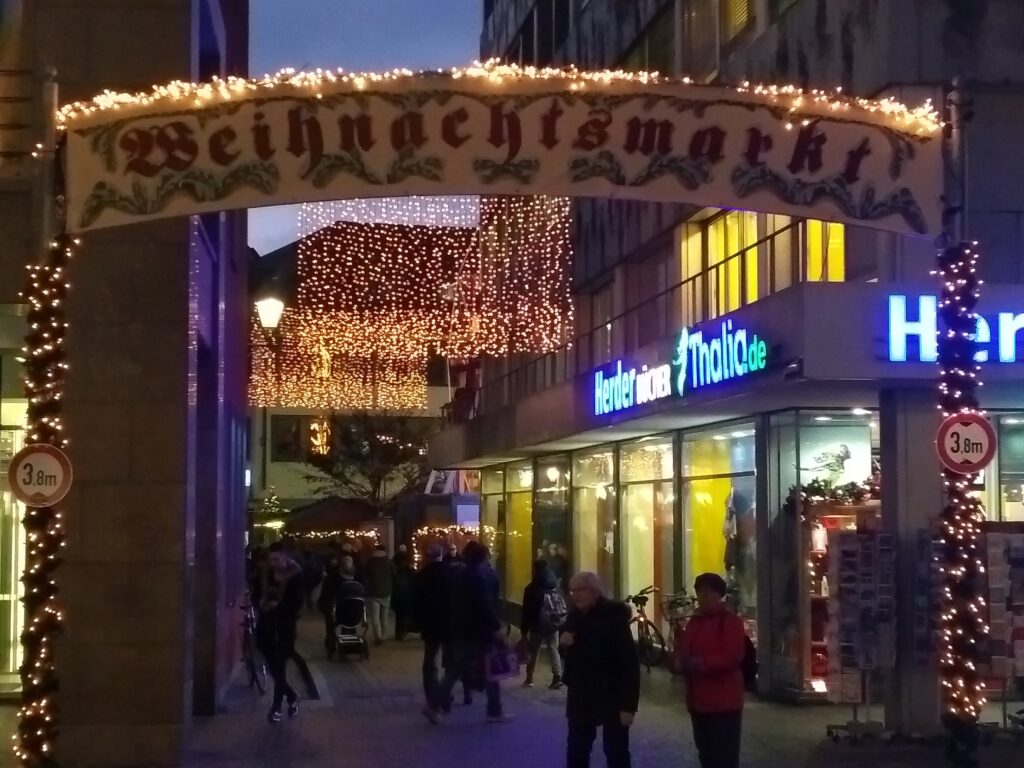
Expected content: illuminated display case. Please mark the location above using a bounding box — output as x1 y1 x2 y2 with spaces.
767 409 880 700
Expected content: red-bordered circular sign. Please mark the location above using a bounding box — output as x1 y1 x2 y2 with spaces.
936 413 997 474
7 444 73 507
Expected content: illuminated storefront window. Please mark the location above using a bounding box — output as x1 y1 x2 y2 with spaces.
572 447 616 593
681 423 756 618
504 460 534 605
535 455 571 585
0 350 27 689
619 436 675 627
481 467 505 585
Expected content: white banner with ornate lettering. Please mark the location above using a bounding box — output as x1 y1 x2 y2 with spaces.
61 68 943 234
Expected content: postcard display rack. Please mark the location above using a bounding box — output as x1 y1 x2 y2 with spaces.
980 523 1024 739
824 530 897 742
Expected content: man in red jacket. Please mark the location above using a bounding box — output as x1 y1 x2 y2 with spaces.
675 572 745 768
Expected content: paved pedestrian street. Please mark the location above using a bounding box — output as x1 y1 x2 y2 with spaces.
174 618 1022 768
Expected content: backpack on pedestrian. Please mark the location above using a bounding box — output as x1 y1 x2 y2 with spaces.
538 588 568 632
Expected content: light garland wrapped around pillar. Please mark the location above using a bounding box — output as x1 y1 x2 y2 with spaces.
14 234 74 767
935 242 989 767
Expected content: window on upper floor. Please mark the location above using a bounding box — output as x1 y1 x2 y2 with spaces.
484 0 495 21
622 4 676 75
677 210 846 325
681 0 718 80
720 0 755 46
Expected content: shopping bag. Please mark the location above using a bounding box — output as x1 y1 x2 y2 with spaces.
485 646 521 682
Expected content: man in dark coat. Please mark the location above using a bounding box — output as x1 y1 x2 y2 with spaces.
416 543 453 716
437 541 511 723
560 572 640 768
257 542 305 724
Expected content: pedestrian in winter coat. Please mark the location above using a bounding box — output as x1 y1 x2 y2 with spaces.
317 554 343 657
560 571 639 768
364 546 395 644
257 542 305 724
416 544 454 716
441 541 510 723
674 572 746 768
392 545 415 640
520 559 565 689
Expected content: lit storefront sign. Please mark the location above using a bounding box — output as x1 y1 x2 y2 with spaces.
593 361 673 416
592 317 770 416
888 294 1024 363
674 319 769 396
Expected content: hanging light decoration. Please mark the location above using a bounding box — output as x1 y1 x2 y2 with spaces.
934 242 989 767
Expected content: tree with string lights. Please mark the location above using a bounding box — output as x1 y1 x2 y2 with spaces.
303 412 436 516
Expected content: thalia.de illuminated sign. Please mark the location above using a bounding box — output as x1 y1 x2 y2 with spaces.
674 319 769 395
592 317 770 416
888 294 1024 363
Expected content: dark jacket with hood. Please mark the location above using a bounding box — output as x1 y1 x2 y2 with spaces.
317 559 342 613
520 561 560 636
364 549 395 599
257 559 304 650
562 598 640 721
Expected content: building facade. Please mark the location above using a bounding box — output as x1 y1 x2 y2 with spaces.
431 0 1024 734
0 1 250 765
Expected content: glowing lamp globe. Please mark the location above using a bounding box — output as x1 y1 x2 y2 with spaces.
255 297 285 330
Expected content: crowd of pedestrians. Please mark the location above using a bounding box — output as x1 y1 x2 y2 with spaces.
247 537 749 768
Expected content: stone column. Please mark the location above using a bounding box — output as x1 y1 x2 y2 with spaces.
880 387 942 736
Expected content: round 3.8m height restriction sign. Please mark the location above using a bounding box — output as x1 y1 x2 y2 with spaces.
936 413 997 474
7 444 73 508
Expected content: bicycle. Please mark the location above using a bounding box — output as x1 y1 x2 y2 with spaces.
240 601 268 695
626 586 666 672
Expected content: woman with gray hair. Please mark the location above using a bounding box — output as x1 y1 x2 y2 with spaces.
559 572 639 768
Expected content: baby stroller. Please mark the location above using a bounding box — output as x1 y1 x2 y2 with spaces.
334 596 370 660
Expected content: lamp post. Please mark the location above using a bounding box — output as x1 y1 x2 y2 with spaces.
253 281 285 503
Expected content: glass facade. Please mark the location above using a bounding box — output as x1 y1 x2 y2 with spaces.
0 349 26 690
572 446 616 591
619 436 675 629
681 424 757 619
534 455 571 585
504 460 535 604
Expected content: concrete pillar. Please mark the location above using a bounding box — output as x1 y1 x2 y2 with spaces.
880 387 942 736
61 222 197 767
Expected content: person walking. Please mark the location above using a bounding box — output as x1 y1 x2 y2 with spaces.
257 542 304 724
392 544 415 640
317 553 342 658
364 545 395 645
674 572 746 768
444 541 511 723
520 559 565 689
560 572 639 768
416 543 454 719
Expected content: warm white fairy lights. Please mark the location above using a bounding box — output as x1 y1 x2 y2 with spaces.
934 242 990 765
56 60 941 137
14 235 74 766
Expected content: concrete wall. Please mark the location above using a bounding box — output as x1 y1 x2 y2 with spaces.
0 1 250 765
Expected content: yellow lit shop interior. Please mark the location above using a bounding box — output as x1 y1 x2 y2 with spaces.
0 333 27 697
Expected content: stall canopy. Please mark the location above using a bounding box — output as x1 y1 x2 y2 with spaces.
281 496 377 535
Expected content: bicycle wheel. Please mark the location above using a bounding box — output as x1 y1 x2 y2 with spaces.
243 633 269 695
636 621 666 670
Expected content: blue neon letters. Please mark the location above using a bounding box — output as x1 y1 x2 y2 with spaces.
674 319 768 396
593 361 672 416
888 294 1024 363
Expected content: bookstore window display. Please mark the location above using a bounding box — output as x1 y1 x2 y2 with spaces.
0 352 27 688
481 467 505 589
619 436 675 627
535 455 571 585
504 460 535 605
983 414 1024 523
767 409 879 699
571 447 617 594
680 424 757 625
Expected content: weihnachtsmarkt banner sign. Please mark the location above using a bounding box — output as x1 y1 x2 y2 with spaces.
60 63 943 235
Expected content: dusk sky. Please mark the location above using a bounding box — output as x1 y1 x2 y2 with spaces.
248 0 482 254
